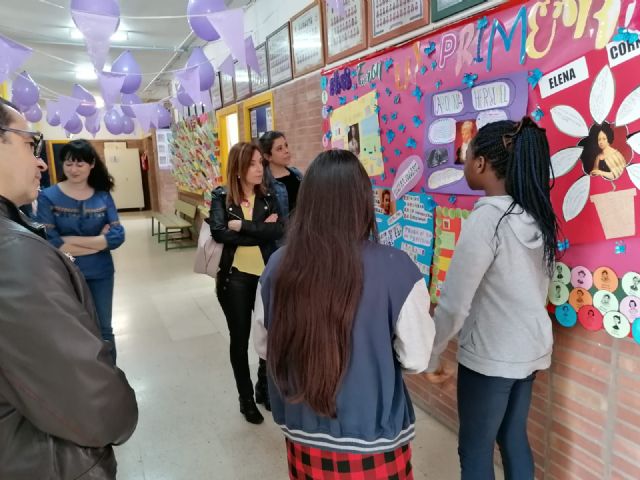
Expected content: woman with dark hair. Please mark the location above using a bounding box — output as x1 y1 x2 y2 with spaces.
37 139 124 363
253 149 434 479
258 131 302 219
209 142 283 424
583 123 626 180
426 117 560 479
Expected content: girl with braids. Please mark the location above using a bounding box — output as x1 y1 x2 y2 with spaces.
426 117 559 480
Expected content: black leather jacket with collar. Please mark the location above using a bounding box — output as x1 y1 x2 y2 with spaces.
208 186 284 275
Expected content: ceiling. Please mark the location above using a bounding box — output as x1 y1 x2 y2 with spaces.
0 0 253 102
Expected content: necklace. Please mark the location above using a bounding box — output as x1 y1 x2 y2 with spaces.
241 199 251 208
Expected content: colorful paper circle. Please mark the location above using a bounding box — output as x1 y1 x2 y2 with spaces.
569 288 593 311
555 304 577 327
621 271 640 297
571 266 593 290
593 290 620 314
603 311 631 339
548 281 570 306
620 296 640 324
632 319 640 345
322 90 328 105
322 134 329 148
578 306 604 331
593 266 619 292
553 263 571 284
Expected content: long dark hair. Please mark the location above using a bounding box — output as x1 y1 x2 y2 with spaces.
470 117 559 275
578 122 615 173
258 130 285 161
225 142 266 207
59 139 114 191
267 149 377 418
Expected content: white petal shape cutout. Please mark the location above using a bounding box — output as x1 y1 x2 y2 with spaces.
563 175 591 221
615 86 640 126
628 132 640 154
551 106 590 138
551 147 584 178
627 164 640 190
589 66 615 125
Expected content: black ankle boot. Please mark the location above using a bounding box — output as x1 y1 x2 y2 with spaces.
255 385 271 412
239 397 264 424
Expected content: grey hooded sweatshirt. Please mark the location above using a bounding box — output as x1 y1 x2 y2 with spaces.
427 195 553 379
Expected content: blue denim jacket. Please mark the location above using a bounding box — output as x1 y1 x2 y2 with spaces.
264 166 303 219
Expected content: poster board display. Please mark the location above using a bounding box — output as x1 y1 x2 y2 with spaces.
323 0 367 63
369 0 429 47
267 23 294 87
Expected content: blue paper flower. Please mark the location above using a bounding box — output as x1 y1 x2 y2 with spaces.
477 17 488 29
385 58 394 71
412 116 423 128
420 65 427 75
532 107 544 122
375 92 380 99
327 106 333 113
383 156 389 163
352 84 357 90
386 87 392 96
412 86 423 102
339 96 347 105
431 60 438 70
381 173 386 181
463 73 478 88
391 112 398 120
382 114 388 123
351 69 358 77
371 82 377 89
528 68 543 88
557 239 570 252
615 241 627 254
386 130 396 143
435 80 442 90
321 77 328 89
374 105 381 113
448 195 457 204
354 95 359 100
425 197 437 210
613 27 639 43
423 41 436 56
406 137 417 148
393 95 401 104
380 146 385 153
325 131 332 140
399 124 406 133
394 149 401 156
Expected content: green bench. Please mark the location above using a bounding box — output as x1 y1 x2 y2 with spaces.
151 200 198 251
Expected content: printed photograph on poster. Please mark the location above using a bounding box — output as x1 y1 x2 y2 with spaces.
234 61 251 100
330 91 383 176
369 0 429 46
535 47 640 246
374 189 435 282
431 0 485 22
291 1 325 77
266 23 293 87
220 72 235 106
250 43 270 93
324 0 367 63
423 71 528 194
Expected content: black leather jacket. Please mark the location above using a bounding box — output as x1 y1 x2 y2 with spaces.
0 196 138 480
208 187 284 274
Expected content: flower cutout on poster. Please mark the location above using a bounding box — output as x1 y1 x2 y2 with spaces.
549 65 640 235
463 73 478 88
412 116 423 127
423 42 436 56
528 68 544 88
412 86 423 102
613 27 639 43
385 59 394 71
532 107 544 122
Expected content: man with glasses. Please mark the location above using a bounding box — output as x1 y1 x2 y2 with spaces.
0 98 138 479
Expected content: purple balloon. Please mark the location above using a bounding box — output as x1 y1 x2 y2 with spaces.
177 85 194 107
156 104 172 128
72 84 97 117
65 114 83 134
111 50 142 94
24 104 42 123
104 108 123 135
12 71 39 107
85 112 101 136
121 115 135 134
187 0 226 41
121 93 141 117
70 0 120 17
187 47 215 91
46 104 61 126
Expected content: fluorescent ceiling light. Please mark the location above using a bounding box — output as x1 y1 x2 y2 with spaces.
75 64 97 80
70 28 128 42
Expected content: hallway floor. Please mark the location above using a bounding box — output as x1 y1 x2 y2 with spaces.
112 213 465 480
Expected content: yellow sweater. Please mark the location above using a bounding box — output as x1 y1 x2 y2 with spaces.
232 195 265 276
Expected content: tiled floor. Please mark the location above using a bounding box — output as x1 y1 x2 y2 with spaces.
111 213 484 479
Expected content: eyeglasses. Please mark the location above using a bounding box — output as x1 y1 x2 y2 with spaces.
0 126 44 158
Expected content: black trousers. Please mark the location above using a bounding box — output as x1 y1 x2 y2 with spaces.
216 268 267 399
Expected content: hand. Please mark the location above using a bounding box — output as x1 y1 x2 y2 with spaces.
425 365 453 384
264 213 278 223
228 220 242 232
101 224 111 235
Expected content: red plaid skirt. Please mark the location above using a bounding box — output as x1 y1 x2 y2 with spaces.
285 438 414 480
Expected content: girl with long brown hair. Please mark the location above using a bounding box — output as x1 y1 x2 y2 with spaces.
209 142 283 424
253 149 435 479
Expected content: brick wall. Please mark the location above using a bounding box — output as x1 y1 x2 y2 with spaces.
406 325 640 479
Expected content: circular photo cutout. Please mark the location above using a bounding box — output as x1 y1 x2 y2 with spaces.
620 296 640 323
593 290 620 314
548 281 570 306
571 266 593 290
553 263 571 284
603 311 631 339
622 272 640 297
555 304 577 327
593 267 619 293
578 306 604 331
569 288 593 311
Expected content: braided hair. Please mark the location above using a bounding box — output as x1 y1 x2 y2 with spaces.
469 117 560 276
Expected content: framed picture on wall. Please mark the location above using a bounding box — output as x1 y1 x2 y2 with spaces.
266 23 293 87
431 0 485 22
369 0 429 46
323 0 367 64
211 73 223 110
250 43 270 93
220 71 236 106
291 1 325 77
234 61 252 100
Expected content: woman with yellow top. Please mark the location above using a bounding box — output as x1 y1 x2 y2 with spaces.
209 142 284 424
